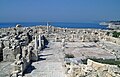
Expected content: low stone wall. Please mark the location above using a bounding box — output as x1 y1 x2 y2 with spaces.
105 36 120 45
64 59 120 77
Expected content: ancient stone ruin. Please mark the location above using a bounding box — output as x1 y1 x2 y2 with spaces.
0 25 120 77
64 59 120 77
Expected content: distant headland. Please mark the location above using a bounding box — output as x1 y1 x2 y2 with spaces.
100 21 120 30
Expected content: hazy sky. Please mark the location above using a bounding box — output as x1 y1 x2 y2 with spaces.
0 0 120 22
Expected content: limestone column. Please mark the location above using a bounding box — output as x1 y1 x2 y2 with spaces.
47 22 49 34
82 35 85 42
35 35 38 50
55 35 58 42
77 29 79 34
39 34 42 49
27 46 31 63
71 34 74 42
61 39 66 52
33 36 39 61
62 39 65 47
41 40 44 49
52 26 55 33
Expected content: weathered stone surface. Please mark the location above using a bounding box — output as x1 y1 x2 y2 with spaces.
3 47 14 61
87 59 105 70
31 49 38 61
3 40 10 48
65 59 120 77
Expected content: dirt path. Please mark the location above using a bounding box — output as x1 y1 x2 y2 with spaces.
24 42 65 77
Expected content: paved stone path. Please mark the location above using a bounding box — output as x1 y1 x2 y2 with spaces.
24 42 65 77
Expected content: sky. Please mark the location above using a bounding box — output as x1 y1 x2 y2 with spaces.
0 0 120 22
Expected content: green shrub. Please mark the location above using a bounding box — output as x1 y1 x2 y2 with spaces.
106 32 110 36
82 58 120 65
112 31 120 38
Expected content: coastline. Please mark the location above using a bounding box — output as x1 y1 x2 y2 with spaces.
0 22 108 30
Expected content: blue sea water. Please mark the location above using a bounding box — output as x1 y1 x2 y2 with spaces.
0 22 108 29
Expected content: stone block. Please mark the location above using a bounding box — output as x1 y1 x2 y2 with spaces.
3 47 15 61
87 59 105 70
31 49 38 61
14 46 21 58
3 40 10 48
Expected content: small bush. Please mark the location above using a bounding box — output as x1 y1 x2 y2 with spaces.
106 32 110 36
112 31 120 38
65 54 74 58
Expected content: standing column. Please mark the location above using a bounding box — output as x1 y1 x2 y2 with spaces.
39 34 42 49
61 39 65 52
34 35 38 61
62 39 65 47
55 35 58 42
41 40 44 49
47 22 49 34
71 34 74 42
52 26 55 33
35 35 38 50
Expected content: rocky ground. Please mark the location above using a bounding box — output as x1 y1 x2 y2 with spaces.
64 42 116 59
0 62 13 77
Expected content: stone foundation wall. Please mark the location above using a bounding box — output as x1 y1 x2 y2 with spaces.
64 59 120 77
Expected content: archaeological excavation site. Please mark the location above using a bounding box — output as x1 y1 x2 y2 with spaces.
0 25 120 77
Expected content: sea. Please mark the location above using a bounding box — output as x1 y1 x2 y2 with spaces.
0 22 108 29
